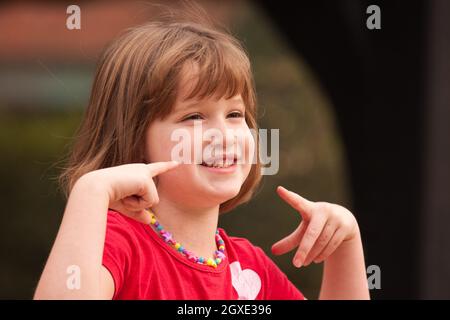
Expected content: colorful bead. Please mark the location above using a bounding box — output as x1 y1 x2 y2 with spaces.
216 251 226 260
186 251 196 260
162 232 172 242
146 208 226 269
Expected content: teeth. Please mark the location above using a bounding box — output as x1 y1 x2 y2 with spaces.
202 159 235 168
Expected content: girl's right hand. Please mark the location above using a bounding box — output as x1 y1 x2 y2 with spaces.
82 161 180 224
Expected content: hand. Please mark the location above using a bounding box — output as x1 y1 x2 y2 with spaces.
271 186 359 268
81 161 180 224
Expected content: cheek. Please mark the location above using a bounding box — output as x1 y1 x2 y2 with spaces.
145 123 179 162
240 128 256 167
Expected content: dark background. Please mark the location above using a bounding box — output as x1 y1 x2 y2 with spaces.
1 0 449 299
257 0 450 299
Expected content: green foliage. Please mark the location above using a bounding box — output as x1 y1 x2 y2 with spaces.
0 1 351 299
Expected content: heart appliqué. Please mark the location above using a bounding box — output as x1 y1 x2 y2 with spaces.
229 261 261 300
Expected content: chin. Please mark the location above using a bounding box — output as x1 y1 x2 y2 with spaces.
160 164 249 206
198 183 242 205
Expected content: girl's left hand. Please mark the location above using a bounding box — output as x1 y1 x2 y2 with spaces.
271 186 360 268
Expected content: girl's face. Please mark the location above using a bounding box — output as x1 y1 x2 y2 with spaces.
144 69 255 210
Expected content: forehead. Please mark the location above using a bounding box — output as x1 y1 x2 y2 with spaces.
174 62 243 110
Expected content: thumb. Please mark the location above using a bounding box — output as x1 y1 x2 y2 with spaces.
110 202 153 225
127 208 152 225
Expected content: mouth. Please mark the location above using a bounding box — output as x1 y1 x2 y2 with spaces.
200 158 237 168
199 154 238 173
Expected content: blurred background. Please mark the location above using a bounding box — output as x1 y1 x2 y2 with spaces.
0 0 448 299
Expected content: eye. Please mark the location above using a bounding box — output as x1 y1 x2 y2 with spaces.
182 113 203 121
227 111 244 118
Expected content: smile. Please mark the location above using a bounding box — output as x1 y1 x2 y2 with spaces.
199 154 238 173
200 159 236 168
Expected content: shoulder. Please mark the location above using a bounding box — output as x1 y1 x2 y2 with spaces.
218 227 306 300
104 209 150 252
103 209 153 269
106 208 135 225
218 228 254 245
218 227 269 263
106 209 145 233
103 209 151 298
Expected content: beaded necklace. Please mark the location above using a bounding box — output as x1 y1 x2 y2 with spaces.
146 209 226 268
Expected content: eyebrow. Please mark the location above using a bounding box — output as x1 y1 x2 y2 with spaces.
179 100 202 111
175 97 244 114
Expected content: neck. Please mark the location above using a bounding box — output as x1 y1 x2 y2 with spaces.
150 196 220 259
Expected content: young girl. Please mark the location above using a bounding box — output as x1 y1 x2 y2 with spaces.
34 9 370 300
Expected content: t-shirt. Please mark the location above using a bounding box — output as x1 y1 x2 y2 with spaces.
102 209 306 300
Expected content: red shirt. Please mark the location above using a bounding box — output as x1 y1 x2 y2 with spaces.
102 209 305 300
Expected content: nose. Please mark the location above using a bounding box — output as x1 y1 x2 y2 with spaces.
203 117 237 153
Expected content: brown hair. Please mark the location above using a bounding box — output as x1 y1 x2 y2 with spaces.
58 2 262 213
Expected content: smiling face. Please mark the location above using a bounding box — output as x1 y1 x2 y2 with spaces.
144 63 255 210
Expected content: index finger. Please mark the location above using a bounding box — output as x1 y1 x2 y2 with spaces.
276 186 315 221
147 161 180 177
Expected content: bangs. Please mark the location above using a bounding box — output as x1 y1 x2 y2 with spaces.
147 23 256 124
176 37 253 106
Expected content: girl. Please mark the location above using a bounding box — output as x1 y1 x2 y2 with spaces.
34 8 370 300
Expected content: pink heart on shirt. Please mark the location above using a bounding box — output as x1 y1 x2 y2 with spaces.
229 261 261 300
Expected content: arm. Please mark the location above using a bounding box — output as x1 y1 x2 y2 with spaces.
272 186 370 300
34 174 114 299
34 161 179 299
318 226 370 299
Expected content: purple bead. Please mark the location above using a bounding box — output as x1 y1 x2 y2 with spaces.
216 251 226 260
162 232 172 242
186 251 197 262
